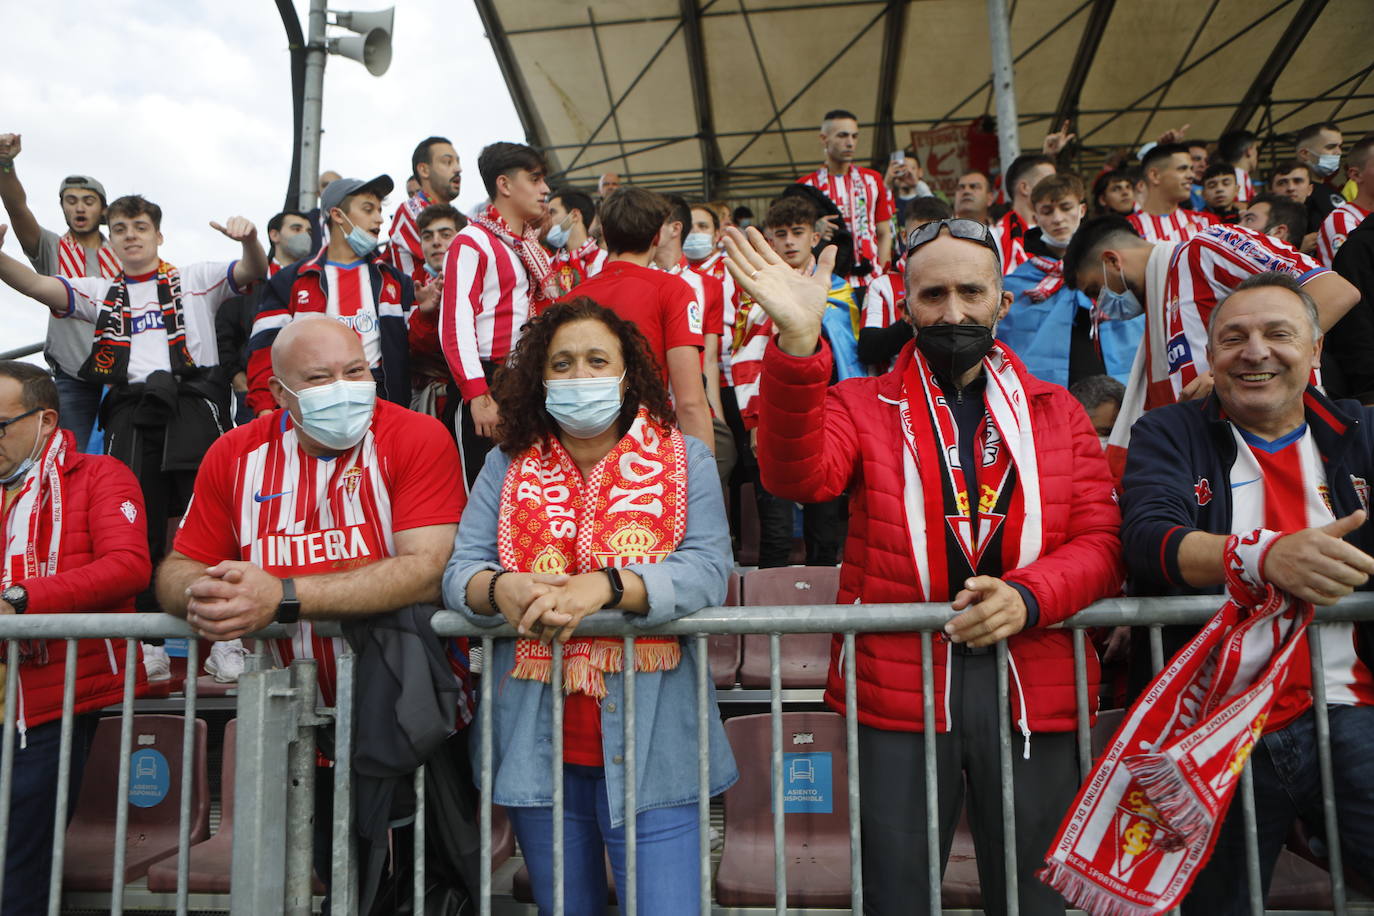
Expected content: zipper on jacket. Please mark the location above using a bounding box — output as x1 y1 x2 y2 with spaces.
1005 648 1032 759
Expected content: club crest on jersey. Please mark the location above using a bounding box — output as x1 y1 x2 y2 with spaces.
1318 483 1333 514
1352 476 1370 512
340 466 364 500
120 500 138 523
1194 477 1213 506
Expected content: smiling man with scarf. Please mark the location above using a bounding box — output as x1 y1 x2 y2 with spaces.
728 220 1122 915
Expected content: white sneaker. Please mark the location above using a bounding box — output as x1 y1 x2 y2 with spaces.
204 640 248 683
142 643 172 681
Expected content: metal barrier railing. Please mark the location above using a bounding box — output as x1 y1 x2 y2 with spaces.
1 595 1372 915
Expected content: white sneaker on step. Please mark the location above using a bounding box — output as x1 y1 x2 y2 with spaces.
205 640 248 683
142 643 171 681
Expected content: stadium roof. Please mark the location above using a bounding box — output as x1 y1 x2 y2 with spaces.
473 0 1374 199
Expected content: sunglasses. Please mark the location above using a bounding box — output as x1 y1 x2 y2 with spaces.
905 218 1000 260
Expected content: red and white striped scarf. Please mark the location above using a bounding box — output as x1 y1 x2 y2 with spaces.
1026 254 1064 303
498 409 686 697
1041 538 1312 914
57 232 120 280
3 431 72 663
897 343 1043 602
470 204 556 309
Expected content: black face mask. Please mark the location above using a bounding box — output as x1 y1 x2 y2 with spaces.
914 323 995 385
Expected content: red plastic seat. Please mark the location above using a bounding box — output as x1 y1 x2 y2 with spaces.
715 711 852 907
146 720 237 894
63 714 210 890
707 572 743 688
738 567 839 688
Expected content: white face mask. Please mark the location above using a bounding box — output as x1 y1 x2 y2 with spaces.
280 378 377 450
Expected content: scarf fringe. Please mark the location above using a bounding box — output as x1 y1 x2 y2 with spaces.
1122 753 1209 846
1038 862 1161 916
510 641 682 699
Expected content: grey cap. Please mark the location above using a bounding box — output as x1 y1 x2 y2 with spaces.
59 174 107 205
319 174 394 215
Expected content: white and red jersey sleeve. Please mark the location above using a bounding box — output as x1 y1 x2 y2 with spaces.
694 251 743 384
1316 202 1372 267
728 299 775 430
799 166 894 288
439 224 531 402
387 194 430 282
1127 208 1218 243
865 262 905 329
994 211 1030 274
1163 224 1327 399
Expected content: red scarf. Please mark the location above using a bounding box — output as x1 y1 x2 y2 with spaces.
1026 254 1064 303
80 261 195 384
471 204 556 309
1041 536 1312 914
497 409 686 697
3 431 75 663
898 343 1043 602
57 232 120 280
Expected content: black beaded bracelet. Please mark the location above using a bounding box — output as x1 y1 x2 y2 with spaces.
487 569 508 615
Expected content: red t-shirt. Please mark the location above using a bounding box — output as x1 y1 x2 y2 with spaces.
563 694 604 766
562 260 703 381
173 398 466 706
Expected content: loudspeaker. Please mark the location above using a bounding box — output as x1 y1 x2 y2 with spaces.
334 7 394 37
329 30 392 77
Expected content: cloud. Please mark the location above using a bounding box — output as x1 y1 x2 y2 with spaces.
2 0 523 361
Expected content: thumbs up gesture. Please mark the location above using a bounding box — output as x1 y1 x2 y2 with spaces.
1262 510 1374 605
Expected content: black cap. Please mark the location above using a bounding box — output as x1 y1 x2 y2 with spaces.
319 174 394 215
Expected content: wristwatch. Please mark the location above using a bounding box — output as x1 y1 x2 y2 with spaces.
601 567 624 609
2 585 27 614
274 577 301 624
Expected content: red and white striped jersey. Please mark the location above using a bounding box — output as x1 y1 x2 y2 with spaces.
1233 167 1255 204
387 191 431 282
995 210 1030 274
1163 224 1327 400
550 239 608 295
440 223 532 402
322 261 382 366
692 251 742 384
1316 201 1372 267
55 233 120 280
172 399 469 714
729 297 771 430
865 261 905 330
1228 424 1374 706
798 165 895 288
1127 207 1218 243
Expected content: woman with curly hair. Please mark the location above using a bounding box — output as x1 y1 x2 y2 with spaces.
442 297 736 915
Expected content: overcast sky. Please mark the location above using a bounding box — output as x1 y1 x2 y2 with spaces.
2 0 522 360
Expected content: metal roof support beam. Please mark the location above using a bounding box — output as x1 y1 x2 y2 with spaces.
1225 0 1330 134
681 0 728 199
869 0 910 169
1051 0 1114 131
587 9 634 181
987 0 1020 165
472 0 562 174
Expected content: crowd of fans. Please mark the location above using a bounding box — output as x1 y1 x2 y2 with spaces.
1 106 1373 914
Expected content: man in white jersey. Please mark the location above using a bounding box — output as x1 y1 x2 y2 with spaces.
387 136 462 282
0 132 117 451
1119 273 1374 912
1316 134 1374 266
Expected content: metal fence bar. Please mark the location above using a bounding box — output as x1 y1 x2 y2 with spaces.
1149 625 1165 674
479 636 494 916
1239 761 1263 915
286 660 318 916
695 635 711 916
1072 629 1092 780
175 638 201 916
330 651 358 916
920 631 941 914
109 639 138 916
46 639 80 916
623 635 637 916
0 640 20 906
413 764 426 911
995 641 1019 916
843 631 862 915
769 632 785 914
1308 626 1348 913
551 645 565 916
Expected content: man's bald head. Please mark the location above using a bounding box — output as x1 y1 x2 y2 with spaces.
270 317 368 392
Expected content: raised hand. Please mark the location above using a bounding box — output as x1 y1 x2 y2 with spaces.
1042 120 1077 156
722 226 836 357
0 134 20 161
1156 123 1191 146
210 217 258 244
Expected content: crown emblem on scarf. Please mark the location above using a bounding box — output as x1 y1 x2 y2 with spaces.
531 545 568 574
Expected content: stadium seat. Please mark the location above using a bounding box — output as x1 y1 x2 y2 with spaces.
146 719 237 894
64 714 210 890
707 572 742 688
715 711 851 907
737 567 839 688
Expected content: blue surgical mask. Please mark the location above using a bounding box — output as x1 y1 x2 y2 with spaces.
423 262 442 279
545 218 572 250
682 232 715 261
544 373 625 439
1096 258 1144 321
281 378 377 450
339 214 380 258
281 232 313 261
1316 153 1342 178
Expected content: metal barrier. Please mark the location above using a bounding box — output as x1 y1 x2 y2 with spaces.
1 596 1373 914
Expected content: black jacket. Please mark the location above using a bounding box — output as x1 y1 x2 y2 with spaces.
1326 211 1374 402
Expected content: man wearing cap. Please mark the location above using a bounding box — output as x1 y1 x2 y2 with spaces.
245 174 421 415
0 132 117 452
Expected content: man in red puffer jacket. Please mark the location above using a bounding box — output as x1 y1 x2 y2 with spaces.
724 220 1122 916
0 360 150 915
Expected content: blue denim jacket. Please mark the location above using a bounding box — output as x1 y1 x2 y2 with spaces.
442 435 739 827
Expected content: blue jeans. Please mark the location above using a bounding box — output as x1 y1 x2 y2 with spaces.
1181 704 1374 913
1 715 98 915
507 765 700 916
51 368 102 454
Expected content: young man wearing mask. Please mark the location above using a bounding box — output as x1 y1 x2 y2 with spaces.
246 176 419 418
545 187 605 294
1128 143 1218 242
1316 134 1374 267
0 132 117 452
1295 121 1347 222
654 195 727 426
387 136 462 282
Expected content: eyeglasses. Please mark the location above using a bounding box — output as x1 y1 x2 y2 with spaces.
0 408 39 440
905 218 1001 260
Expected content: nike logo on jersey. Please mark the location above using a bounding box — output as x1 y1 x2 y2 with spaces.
1230 478 1261 489
254 490 293 502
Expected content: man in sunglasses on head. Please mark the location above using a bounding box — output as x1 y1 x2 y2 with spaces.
725 219 1123 914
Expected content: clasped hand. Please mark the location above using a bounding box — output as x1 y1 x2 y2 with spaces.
185 560 284 641
492 572 613 644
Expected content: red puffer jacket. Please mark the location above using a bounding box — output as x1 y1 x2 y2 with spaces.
757 340 1122 736
5 434 152 734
